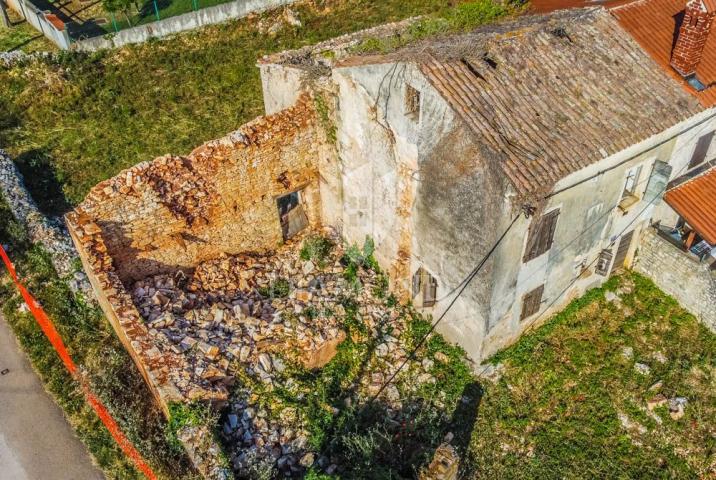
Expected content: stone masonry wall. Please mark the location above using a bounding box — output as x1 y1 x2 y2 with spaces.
65 94 325 414
69 94 321 285
635 228 716 332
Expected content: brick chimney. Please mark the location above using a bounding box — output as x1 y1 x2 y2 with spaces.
670 0 716 78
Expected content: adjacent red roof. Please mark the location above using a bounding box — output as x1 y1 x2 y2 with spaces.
664 166 716 244
530 0 631 12
611 0 716 106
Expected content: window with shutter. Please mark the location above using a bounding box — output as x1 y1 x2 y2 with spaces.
643 160 673 205
412 267 438 308
523 209 560 263
688 132 714 170
520 285 544 321
405 84 421 121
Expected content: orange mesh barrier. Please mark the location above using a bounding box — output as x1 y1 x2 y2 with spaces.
0 245 158 480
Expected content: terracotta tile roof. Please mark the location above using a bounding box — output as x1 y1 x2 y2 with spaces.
416 8 703 198
45 13 65 31
664 165 716 244
530 0 633 12
611 0 716 106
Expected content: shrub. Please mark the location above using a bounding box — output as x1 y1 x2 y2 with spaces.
300 235 334 267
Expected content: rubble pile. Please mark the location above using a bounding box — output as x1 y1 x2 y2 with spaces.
130 229 444 477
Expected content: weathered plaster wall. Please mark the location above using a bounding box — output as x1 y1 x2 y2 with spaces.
635 228 716 332
69 96 322 285
482 109 716 358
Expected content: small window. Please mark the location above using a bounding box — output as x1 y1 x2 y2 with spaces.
595 249 613 276
405 84 421 120
412 267 437 307
688 131 714 169
523 209 560 263
277 190 308 240
622 165 643 200
521 285 544 321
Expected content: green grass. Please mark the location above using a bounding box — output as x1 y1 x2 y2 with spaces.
0 0 516 212
467 273 716 479
0 19 55 52
106 0 239 32
0 196 198 479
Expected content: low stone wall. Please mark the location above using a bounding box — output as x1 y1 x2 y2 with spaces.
0 150 92 296
72 0 295 51
635 228 716 331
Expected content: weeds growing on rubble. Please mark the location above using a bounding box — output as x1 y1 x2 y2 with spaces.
0 196 196 479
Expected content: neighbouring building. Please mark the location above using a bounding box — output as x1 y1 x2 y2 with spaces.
67 3 716 426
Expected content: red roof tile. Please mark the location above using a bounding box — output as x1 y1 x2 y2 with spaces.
416 8 703 198
611 0 716 106
664 166 716 244
530 0 632 12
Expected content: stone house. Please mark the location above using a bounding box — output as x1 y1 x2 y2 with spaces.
67 4 716 412
259 5 716 361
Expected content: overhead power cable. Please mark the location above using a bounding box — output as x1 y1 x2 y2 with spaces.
367 206 530 404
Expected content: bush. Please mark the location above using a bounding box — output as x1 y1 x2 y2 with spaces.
300 235 334 267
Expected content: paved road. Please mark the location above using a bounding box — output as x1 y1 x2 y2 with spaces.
0 311 104 480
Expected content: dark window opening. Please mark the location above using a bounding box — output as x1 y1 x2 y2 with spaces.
412 267 438 307
277 190 308 240
405 84 421 120
521 284 544 321
688 131 714 169
686 75 707 92
523 209 560 263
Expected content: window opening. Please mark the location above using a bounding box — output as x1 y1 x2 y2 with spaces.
277 190 308 240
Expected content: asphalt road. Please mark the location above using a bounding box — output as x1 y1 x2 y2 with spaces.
0 311 104 480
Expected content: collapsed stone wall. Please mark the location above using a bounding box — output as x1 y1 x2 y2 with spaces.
65 94 326 414
635 228 716 332
69 94 322 286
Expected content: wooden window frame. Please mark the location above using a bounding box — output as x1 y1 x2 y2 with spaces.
405 84 421 121
520 285 544 321
687 131 714 170
412 267 437 308
621 165 643 200
523 209 560 263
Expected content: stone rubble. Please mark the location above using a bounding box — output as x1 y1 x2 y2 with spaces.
127 229 439 477
0 150 93 297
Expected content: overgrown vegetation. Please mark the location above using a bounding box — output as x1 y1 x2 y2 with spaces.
0 14 55 52
467 273 716 478
0 0 520 211
300 234 335 267
353 0 520 53
0 195 197 480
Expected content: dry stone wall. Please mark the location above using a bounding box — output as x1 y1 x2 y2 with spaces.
69 94 322 285
635 228 716 332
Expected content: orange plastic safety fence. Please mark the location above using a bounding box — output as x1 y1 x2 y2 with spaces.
0 245 158 480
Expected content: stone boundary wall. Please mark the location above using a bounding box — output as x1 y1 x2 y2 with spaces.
635 227 716 331
69 94 321 285
0 150 92 296
72 0 295 51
